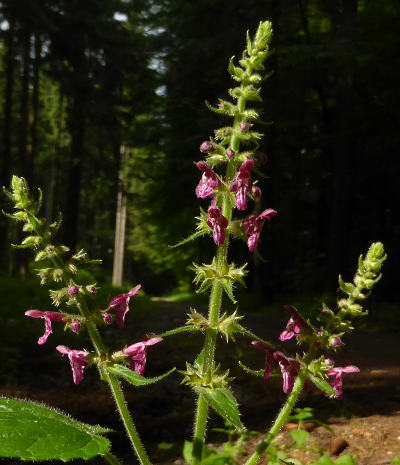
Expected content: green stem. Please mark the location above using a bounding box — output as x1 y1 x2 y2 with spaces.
243 373 306 465
192 94 245 465
104 369 152 465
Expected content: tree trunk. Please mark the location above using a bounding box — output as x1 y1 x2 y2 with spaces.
112 147 129 287
29 33 42 183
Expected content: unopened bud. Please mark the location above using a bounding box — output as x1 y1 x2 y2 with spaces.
226 149 235 158
330 336 342 347
71 320 81 333
200 141 214 153
68 285 79 296
103 312 112 325
323 358 334 367
240 122 249 132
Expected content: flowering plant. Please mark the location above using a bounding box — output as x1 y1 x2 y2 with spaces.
0 20 386 465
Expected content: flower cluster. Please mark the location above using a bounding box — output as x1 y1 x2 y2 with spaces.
252 304 360 399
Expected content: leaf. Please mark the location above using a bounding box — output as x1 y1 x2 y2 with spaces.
0 397 111 461
221 278 236 304
334 455 356 465
196 387 244 431
309 374 336 397
108 365 175 386
390 458 400 465
315 456 335 465
170 230 207 248
289 429 309 446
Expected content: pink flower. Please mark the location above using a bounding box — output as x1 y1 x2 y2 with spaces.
68 285 79 296
251 341 275 379
273 351 300 394
229 158 254 210
195 162 220 199
108 284 141 329
279 305 310 341
206 205 228 246
56 345 89 384
328 365 359 400
123 337 163 376
242 208 277 251
25 310 66 345
71 320 81 333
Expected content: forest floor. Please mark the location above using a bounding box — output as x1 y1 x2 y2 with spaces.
1 300 400 465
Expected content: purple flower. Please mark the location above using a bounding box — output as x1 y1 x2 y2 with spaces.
273 351 300 394
195 161 220 199
123 337 163 376
108 284 141 329
56 345 89 385
200 141 214 154
226 149 235 159
206 205 228 246
240 122 249 132
251 341 275 379
229 158 254 210
242 208 277 252
279 305 310 341
327 365 359 400
25 310 66 345
68 285 79 296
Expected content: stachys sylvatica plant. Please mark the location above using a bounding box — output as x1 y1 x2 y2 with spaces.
1 21 386 465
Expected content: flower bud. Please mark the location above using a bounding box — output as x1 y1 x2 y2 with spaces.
103 312 112 325
200 141 214 153
330 336 342 347
68 285 79 296
71 320 81 333
323 358 334 367
240 122 249 132
226 149 235 158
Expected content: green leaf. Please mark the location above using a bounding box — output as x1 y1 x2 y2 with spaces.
309 374 336 397
108 365 175 386
170 230 207 248
289 429 309 446
196 387 244 431
334 455 356 465
0 397 111 461
315 456 335 465
390 457 400 465
221 278 236 304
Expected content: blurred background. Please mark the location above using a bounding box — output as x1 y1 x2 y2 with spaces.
0 0 399 300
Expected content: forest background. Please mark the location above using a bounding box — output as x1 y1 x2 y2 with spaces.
0 0 399 305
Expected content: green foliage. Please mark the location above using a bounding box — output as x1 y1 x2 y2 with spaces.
195 387 244 432
0 398 111 461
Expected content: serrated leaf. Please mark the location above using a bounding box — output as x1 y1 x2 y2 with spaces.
309 375 336 397
0 397 111 461
196 387 244 431
108 365 175 386
289 428 310 446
